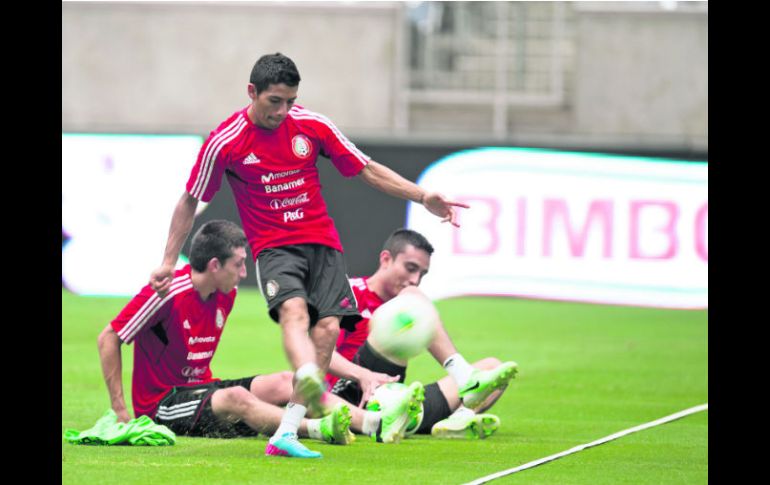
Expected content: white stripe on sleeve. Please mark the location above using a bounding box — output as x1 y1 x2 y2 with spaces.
289 107 370 167
118 275 193 343
190 116 247 199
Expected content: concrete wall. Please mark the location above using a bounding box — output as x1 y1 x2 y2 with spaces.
62 1 400 135
572 8 708 152
62 1 707 154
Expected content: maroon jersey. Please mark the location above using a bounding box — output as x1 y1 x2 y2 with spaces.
110 265 236 418
185 104 370 258
326 276 383 388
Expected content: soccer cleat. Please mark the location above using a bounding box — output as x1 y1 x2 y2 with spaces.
431 413 501 440
319 402 354 445
459 361 518 409
404 400 424 436
373 381 425 444
296 371 327 417
265 432 322 458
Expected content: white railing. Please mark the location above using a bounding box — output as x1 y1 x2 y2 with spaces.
401 1 572 138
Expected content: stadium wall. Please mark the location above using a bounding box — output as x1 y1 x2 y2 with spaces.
62 2 707 153
62 1 400 135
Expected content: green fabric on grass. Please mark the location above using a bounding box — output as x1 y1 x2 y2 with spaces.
64 409 176 446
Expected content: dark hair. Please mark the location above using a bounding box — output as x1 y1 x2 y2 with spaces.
189 220 248 272
249 53 301 94
382 228 434 258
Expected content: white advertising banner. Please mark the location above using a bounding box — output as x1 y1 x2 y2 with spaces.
62 134 205 295
406 148 707 309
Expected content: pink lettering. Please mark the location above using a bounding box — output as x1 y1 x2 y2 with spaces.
543 199 613 257
453 197 500 255
629 200 679 259
516 197 526 256
695 203 708 261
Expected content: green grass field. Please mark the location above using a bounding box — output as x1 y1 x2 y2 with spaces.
62 288 707 484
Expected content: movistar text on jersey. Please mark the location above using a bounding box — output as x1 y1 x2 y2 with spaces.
261 169 301 184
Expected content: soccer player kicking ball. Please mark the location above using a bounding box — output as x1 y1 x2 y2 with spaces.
149 53 467 458
327 228 518 440
98 220 354 458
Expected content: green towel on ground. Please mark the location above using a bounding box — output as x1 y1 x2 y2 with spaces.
64 409 176 446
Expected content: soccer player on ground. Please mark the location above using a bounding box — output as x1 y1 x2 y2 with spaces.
98 220 355 458
148 53 468 457
327 228 518 440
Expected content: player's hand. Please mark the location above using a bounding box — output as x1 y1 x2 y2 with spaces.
358 370 400 408
422 192 470 227
149 264 175 297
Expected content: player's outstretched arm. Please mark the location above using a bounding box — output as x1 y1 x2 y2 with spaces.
358 161 469 227
97 324 131 423
150 192 199 296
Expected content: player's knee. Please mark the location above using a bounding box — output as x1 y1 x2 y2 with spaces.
217 386 255 414
229 385 253 402
277 370 294 386
314 317 340 337
274 371 294 399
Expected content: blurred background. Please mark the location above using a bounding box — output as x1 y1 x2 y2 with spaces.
61 1 707 308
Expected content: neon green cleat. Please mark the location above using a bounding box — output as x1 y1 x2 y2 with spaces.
369 381 425 444
458 361 518 409
404 400 425 436
296 370 327 417
431 413 501 439
319 402 354 445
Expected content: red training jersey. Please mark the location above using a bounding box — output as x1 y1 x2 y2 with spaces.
110 266 236 418
185 105 371 259
326 276 384 388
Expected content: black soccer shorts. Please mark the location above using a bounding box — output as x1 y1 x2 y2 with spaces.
256 244 361 331
154 376 259 438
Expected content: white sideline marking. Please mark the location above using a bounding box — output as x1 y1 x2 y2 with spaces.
462 403 708 485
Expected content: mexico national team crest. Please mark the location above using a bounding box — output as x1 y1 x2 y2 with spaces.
266 280 280 299
216 308 225 329
291 135 312 159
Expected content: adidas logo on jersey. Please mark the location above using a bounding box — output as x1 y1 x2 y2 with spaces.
243 153 260 165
